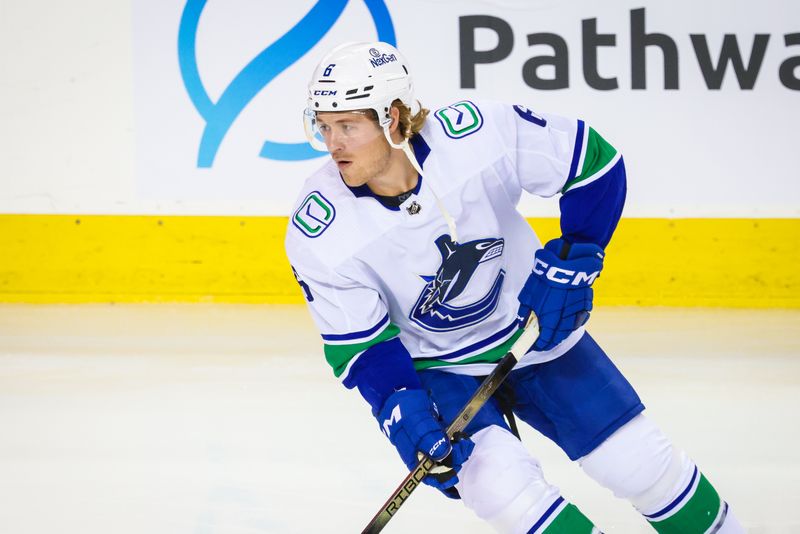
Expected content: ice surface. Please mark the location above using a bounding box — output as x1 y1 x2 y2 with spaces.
0 305 797 533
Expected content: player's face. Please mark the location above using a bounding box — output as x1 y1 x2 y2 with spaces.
315 111 390 188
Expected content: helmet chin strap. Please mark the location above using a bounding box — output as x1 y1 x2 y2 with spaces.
382 126 459 243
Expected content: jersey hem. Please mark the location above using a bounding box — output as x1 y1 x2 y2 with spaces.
419 327 587 375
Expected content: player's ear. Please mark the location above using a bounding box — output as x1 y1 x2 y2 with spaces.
388 105 401 135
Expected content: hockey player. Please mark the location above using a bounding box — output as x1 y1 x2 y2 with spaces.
286 41 743 533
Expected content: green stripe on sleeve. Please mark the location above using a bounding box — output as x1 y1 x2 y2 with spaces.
324 323 401 378
648 473 722 534
562 127 618 193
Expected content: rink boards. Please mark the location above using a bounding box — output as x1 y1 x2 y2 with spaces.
1 215 797 307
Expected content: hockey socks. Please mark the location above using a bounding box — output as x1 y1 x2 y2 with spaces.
643 466 729 534
532 497 599 533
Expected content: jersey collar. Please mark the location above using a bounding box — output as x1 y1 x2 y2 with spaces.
409 132 431 168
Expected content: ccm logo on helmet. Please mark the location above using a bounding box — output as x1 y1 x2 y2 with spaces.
533 258 600 286
313 90 337 96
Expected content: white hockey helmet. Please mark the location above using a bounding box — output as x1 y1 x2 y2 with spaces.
305 42 455 239
304 42 415 152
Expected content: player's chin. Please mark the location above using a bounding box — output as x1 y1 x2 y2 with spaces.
340 169 366 188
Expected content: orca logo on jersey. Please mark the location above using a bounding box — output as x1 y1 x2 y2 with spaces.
410 234 505 332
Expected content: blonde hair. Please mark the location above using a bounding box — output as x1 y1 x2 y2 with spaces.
362 100 429 139
393 99 429 139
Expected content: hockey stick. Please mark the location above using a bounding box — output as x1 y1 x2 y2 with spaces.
361 315 540 534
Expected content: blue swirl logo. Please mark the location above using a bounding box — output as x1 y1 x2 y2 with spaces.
178 0 396 167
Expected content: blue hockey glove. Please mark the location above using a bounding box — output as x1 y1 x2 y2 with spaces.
517 238 604 351
378 389 474 494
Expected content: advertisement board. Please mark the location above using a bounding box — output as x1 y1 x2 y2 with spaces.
133 0 800 216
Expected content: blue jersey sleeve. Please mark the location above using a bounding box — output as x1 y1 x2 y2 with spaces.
558 125 626 248
343 337 422 416
559 156 627 248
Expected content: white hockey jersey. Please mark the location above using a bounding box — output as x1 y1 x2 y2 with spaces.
286 100 620 382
